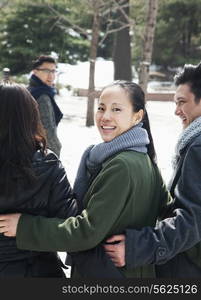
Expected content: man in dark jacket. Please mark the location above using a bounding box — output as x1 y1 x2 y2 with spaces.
28 55 63 157
104 62 201 277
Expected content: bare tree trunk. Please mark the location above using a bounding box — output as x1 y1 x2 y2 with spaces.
86 4 100 127
113 0 132 81
138 0 158 94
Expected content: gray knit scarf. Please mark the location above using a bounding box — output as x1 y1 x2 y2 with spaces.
172 116 201 168
73 123 149 207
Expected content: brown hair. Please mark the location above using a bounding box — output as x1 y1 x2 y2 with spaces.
0 82 47 196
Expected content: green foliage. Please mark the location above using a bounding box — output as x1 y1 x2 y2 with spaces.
131 0 201 70
11 74 29 85
1 0 201 74
152 0 201 68
0 3 90 74
130 0 147 69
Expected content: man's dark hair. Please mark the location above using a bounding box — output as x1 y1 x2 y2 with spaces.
32 55 56 69
174 62 201 103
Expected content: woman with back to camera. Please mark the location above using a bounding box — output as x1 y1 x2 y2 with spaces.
0 81 171 278
0 82 77 277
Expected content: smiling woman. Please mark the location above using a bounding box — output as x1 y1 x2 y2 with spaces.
0 80 171 278
96 85 143 142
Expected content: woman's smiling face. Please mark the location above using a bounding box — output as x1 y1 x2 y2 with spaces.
96 86 141 142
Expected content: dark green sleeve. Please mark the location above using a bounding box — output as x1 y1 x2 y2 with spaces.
16 157 131 252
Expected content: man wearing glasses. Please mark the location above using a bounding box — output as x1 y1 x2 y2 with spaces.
28 55 63 157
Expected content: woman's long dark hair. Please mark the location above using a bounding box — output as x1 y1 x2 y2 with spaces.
0 82 47 196
101 80 157 165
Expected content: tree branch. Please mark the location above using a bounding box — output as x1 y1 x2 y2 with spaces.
47 4 89 37
99 23 130 45
111 0 135 27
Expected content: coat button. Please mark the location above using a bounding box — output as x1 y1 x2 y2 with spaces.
157 247 166 257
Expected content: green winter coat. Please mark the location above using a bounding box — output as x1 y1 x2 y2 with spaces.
16 151 171 278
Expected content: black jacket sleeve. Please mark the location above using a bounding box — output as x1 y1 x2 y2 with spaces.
125 138 201 268
47 158 78 219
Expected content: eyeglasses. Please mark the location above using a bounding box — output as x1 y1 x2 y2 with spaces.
36 68 57 75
